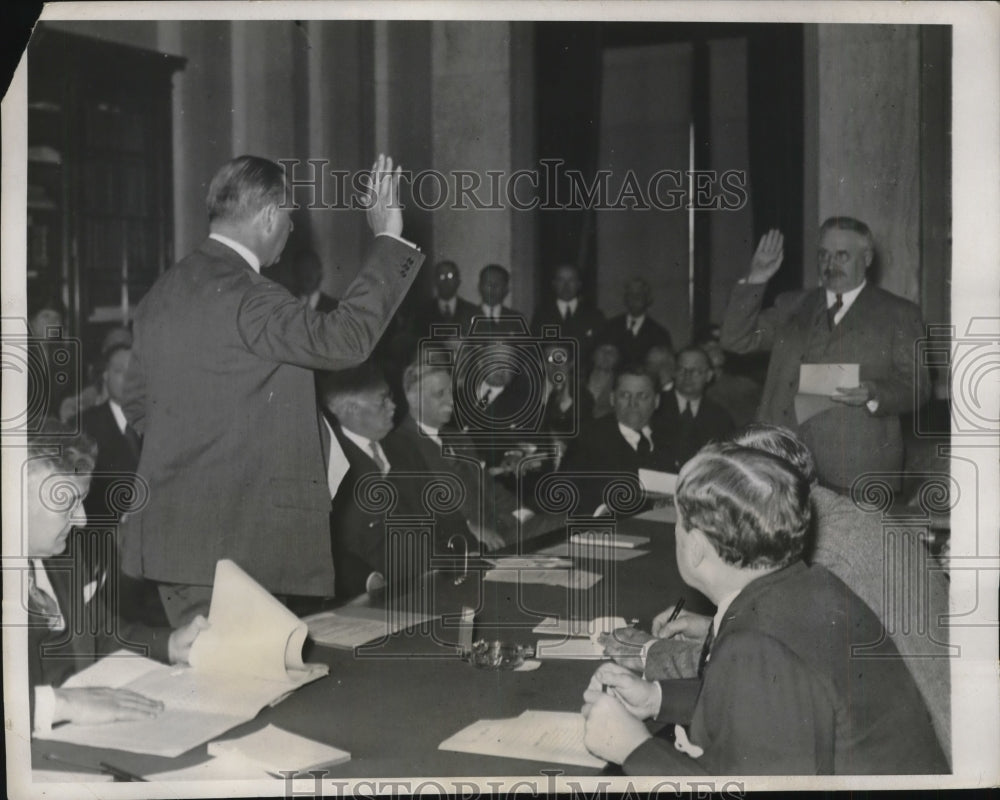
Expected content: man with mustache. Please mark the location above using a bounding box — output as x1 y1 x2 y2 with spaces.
720 217 928 492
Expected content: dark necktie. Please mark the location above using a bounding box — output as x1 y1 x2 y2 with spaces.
697 622 715 679
827 293 844 330
636 433 652 456
565 304 574 321
124 424 142 461
680 403 694 422
28 562 63 629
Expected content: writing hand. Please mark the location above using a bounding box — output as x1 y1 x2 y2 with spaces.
168 614 210 665
747 229 784 284
581 693 652 764
366 153 404 238
830 383 873 407
52 687 163 726
651 608 712 640
582 662 659 720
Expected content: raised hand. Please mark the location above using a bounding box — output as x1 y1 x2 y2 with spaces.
366 153 404 238
651 608 712 641
52 687 164 726
747 229 785 284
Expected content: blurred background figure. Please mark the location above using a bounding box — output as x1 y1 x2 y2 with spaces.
700 339 761 428
586 342 620 420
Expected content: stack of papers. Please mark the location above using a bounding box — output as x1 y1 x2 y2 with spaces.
535 542 648 562
37 560 328 758
305 605 439 649
439 710 605 768
569 531 650 549
638 468 677 497
483 567 602 590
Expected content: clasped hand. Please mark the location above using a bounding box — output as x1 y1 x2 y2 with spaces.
580 663 657 763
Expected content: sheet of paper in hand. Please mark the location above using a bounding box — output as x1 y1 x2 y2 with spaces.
37 560 329 758
795 363 861 424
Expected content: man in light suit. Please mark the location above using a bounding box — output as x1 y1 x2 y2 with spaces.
122 154 423 625
581 444 946 774
720 218 928 492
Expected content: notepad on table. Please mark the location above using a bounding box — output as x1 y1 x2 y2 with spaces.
439 710 605 769
38 560 329 758
304 605 439 649
638 468 678 496
569 531 650 549
483 567 602 590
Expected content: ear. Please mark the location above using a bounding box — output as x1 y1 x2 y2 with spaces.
862 247 874 269
654 392 661 411
686 527 709 568
257 202 277 234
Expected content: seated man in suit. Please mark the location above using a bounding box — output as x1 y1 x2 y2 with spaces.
384 361 557 550
561 365 675 515
414 259 478 337
320 365 474 601
655 346 735 472
614 424 951 760
25 422 206 735
531 263 605 359
700 339 761 428
602 277 673 366
470 264 528 335
581 443 947 774
644 344 676 404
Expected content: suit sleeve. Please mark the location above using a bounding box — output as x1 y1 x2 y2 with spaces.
121 328 148 434
237 236 423 369
624 630 834 775
867 299 929 416
720 282 801 355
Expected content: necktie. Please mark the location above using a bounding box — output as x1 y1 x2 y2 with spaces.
697 622 715 679
827 293 844 330
124 424 142 461
368 442 388 474
440 301 453 318
28 563 63 629
680 403 694 422
636 433 652 456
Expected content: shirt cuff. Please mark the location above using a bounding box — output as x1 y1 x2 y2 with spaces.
649 679 663 719
375 231 420 250
34 685 56 735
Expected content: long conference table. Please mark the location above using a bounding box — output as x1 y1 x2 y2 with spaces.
32 509 715 780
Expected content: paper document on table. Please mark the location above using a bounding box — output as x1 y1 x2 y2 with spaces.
535 542 648 562
570 531 649 549
638 468 677 497
795 363 860 424
439 710 605 768
208 725 351 773
535 638 610 660
635 503 677 524
531 615 628 637
484 556 573 569
38 560 328 757
482 568 602 590
305 605 439 649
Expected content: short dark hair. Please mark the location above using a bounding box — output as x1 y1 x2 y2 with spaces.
675 346 712 369
613 363 657 392
100 342 132 375
27 419 97 477
479 264 510 283
317 363 388 408
206 155 286 224
676 443 811 569
729 423 818 485
819 216 874 248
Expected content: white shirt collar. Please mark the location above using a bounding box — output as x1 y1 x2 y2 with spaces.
626 314 645 331
826 280 865 313
439 297 456 314
108 399 128 435
617 421 653 451
28 559 65 631
417 420 442 446
674 391 701 417
340 425 390 473
557 298 578 316
481 304 501 319
209 232 261 273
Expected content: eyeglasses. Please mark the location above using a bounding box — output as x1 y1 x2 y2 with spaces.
817 248 855 266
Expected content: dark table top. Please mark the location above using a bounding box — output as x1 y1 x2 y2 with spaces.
33 515 714 779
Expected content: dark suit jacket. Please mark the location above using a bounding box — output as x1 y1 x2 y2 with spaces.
560 415 675 515
330 421 465 601
531 300 605 357
468 306 529 337
81 402 140 523
601 313 673 366
654 393 735 472
122 235 422 595
414 296 478 338
29 529 171 721
624 562 947 775
721 282 928 490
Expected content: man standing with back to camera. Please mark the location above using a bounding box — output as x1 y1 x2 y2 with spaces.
720 218 928 493
122 154 423 625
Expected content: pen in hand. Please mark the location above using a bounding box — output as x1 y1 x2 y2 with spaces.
666 597 685 625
